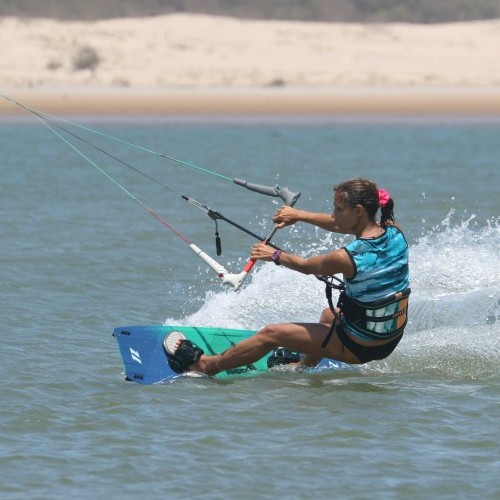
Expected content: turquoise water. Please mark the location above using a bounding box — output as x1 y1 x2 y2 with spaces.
1 113 499 499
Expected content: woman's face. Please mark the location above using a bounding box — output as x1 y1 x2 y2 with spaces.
331 191 360 234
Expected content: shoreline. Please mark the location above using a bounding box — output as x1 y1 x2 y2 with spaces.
2 86 500 118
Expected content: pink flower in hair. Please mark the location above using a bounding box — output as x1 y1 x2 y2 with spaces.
378 188 390 208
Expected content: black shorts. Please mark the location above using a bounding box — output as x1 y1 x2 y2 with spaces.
336 323 403 364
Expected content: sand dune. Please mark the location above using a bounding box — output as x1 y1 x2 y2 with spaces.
1 14 500 115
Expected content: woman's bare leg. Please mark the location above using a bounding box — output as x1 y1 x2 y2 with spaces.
190 315 359 376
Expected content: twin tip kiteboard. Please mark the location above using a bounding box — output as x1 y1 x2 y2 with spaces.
114 325 266 384
113 325 336 384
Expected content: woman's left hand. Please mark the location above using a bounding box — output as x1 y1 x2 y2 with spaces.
250 243 274 261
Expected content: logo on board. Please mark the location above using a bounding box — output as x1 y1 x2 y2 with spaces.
129 347 142 364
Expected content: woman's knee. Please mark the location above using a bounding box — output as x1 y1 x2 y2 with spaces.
255 323 287 348
319 307 335 324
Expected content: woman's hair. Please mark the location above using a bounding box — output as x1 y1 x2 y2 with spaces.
334 178 395 228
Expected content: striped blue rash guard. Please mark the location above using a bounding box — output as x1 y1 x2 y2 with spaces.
341 225 410 340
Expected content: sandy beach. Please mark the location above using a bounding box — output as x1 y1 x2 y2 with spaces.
1 14 500 116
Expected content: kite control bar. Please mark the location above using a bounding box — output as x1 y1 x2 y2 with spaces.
1 92 303 293
221 184 301 291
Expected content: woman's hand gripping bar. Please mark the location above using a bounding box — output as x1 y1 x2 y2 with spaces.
222 189 301 291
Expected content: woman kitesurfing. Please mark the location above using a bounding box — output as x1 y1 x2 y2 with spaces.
1 94 410 379
163 178 411 374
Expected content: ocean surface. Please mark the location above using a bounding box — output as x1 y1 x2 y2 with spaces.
1 110 499 499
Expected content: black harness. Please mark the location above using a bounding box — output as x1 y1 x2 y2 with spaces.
318 275 411 348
